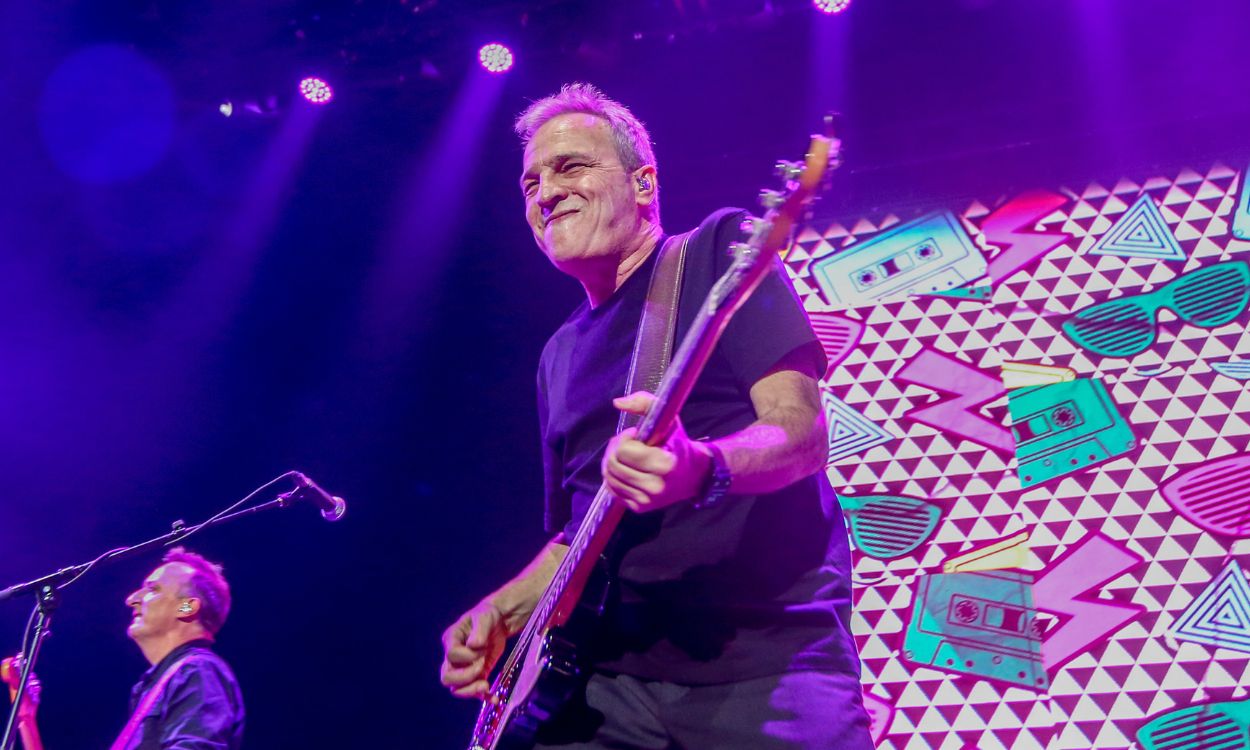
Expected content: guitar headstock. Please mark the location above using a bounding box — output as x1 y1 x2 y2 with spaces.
731 114 843 268
2 655 42 712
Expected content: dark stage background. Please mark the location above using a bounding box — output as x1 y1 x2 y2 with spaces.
1 1 1247 748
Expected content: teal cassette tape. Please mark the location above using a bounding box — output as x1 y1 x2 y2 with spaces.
902 570 1048 689
809 211 987 307
1008 378 1137 488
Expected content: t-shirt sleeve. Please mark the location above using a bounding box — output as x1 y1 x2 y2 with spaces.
538 361 572 537
702 208 827 390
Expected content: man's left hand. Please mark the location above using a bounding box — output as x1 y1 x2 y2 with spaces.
602 391 713 512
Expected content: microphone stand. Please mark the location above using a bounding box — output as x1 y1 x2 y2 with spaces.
0 479 316 750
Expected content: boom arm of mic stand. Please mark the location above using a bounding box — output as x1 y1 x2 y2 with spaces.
0 498 290 603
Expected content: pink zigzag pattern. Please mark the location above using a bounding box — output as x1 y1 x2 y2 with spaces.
895 346 1016 455
981 191 1072 284
1032 531 1146 671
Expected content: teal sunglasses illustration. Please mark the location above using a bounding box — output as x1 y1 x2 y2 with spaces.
1062 260 1250 358
841 494 942 560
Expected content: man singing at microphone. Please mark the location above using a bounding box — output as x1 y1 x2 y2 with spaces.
6 548 245 750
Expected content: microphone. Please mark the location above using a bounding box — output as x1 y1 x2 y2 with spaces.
284 472 347 522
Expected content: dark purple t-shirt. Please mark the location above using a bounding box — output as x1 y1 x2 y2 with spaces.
537 208 860 685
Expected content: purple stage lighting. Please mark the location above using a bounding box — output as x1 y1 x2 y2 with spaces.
814 0 851 13
478 43 514 73
299 77 334 104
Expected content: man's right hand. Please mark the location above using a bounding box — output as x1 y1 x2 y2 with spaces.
440 601 509 700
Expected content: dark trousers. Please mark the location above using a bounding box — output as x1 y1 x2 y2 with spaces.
534 670 876 750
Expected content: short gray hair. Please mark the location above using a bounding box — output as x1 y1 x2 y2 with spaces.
164 547 231 636
514 82 658 177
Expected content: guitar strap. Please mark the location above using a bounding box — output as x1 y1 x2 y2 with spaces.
108 654 197 750
617 229 694 433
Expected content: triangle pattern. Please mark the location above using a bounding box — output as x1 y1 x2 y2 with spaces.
1170 560 1250 654
800 164 1250 750
823 390 895 464
1089 193 1187 261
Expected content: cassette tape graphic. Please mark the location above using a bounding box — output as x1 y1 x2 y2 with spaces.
1007 378 1137 488
1235 163 1250 240
809 211 987 307
902 569 1048 689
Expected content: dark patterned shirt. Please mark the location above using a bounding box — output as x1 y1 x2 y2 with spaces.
122 640 244 750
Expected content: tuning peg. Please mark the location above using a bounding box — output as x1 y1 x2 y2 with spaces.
759 189 785 210
775 160 804 181
739 215 770 236
728 241 757 261
821 112 842 137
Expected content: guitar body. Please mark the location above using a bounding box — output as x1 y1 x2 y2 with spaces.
466 120 841 750
470 559 613 750
469 623 582 750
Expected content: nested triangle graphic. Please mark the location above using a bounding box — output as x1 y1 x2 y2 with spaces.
1169 560 1250 654
823 391 895 464
1212 602 1245 627
1089 194 1186 261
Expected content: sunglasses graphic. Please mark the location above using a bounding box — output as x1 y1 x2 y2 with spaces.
1136 699 1250 750
841 494 942 560
808 311 865 379
1160 454 1250 539
1061 260 1250 358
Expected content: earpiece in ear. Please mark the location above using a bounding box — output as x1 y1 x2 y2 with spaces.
178 602 193 614
637 178 651 191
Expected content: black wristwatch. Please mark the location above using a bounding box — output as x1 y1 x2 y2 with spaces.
693 442 732 509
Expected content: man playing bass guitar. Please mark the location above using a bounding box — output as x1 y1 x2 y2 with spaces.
439 83 873 750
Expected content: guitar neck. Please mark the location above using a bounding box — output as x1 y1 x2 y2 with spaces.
15 716 43 750
538 240 786 629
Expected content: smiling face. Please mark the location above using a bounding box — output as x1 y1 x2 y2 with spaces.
520 113 654 275
125 562 196 644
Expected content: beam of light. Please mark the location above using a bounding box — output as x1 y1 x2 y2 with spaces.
321 70 507 454
365 69 506 333
155 102 324 355
814 0 851 13
1067 1 1131 164
299 76 334 104
478 43 514 73
808 0 851 128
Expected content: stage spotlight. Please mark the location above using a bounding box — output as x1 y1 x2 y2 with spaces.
814 0 851 13
478 43 514 73
298 76 334 104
